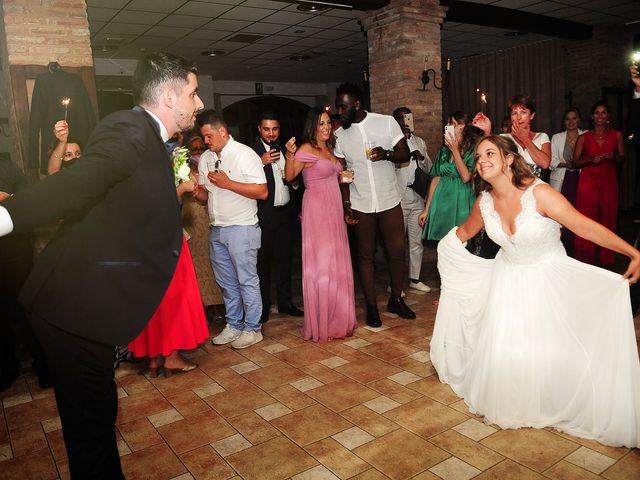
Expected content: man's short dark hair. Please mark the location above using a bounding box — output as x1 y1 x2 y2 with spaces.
392 107 411 118
257 111 279 125
132 52 198 107
336 82 364 103
196 109 227 129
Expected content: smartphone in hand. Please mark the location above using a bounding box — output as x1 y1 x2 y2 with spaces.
444 124 455 140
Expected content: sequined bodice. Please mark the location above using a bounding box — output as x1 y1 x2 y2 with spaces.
480 180 565 264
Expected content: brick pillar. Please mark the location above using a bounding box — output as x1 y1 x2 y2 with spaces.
359 0 447 155
0 0 95 171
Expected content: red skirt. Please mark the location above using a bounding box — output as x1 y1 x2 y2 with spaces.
129 237 209 357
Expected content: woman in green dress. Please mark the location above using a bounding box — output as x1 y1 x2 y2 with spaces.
419 111 484 240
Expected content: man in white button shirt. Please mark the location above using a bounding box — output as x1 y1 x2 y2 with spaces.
392 107 432 294
194 110 268 350
253 112 304 323
334 83 416 327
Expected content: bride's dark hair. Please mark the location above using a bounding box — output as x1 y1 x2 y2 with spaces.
301 106 335 150
473 135 535 192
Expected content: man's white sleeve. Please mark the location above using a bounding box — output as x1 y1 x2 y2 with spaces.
0 206 14 236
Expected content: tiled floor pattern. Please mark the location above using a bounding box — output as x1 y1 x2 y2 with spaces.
2 270 640 479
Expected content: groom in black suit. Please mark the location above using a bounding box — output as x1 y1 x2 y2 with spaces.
253 112 304 323
0 52 204 479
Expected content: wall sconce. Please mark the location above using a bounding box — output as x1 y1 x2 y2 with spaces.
420 56 451 91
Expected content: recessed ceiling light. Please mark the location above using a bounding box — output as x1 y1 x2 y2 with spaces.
294 29 305 34
504 31 527 37
290 55 311 61
200 50 226 57
297 4 329 13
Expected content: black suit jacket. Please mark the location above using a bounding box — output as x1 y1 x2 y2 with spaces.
253 139 300 225
5 109 182 345
28 70 97 172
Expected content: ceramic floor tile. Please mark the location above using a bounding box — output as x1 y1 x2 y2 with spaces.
359 341 419 362
0 448 58 480
430 429 504 470
545 461 603 480
319 356 350 369
166 391 212 418
565 446 617 474
366 378 422 404
120 443 187 480
156 410 235 454
481 428 579 472
45 429 67 462
117 439 132 456
300 363 348 384
243 362 308 391
409 350 430 363
331 426 374 450
0 442 12 461
348 468 390 479
117 418 164 453
362 325 391 332
41 417 61 434
147 408 184 428
304 438 370 479
340 405 401 438
429 456 481 480
602 449 640 479
227 412 282 445
4 397 59 430
225 435 318 480
254 402 292 421
269 384 317 411
2 393 32 409
383 397 468 439
407 375 460 404
290 377 324 392
230 361 261 374
116 391 173 425
117 374 158 396
204 383 276 418
212 433 253 457
305 378 380 413
353 428 449 479
551 430 630 460
343 338 372 349
291 465 340 480
237 348 280 367
474 459 546 479
363 395 401 414
170 473 195 480
387 371 422 386
192 382 225 398
452 418 498 442
150 369 219 398
9 422 48 457
262 342 289 354
270 404 353 446
274 344 336 367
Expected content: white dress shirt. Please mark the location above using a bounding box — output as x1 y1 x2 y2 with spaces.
334 112 405 213
260 139 290 207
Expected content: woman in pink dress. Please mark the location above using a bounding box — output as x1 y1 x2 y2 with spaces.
285 107 357 342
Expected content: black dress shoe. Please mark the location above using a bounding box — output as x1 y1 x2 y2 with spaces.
366 304 382 328
387 297 416 319
278 303 304 317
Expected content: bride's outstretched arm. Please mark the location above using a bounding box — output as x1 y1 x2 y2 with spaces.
456 196 484 243
535 184 640 283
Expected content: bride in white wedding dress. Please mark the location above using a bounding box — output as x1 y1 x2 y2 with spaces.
431 135 640 448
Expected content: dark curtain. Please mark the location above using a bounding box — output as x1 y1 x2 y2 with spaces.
444 39 568 136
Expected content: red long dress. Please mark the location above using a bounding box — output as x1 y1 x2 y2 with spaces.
129 237 209 357
574 130 619 265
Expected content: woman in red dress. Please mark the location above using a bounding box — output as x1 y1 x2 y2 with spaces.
573 101 624 265
128 173 209 376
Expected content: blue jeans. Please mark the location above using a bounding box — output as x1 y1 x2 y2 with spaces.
209 224 262 332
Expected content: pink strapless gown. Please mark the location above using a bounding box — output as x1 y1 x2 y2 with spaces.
295 151 357 342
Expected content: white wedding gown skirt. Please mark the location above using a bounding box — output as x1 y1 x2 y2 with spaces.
431 181 640 447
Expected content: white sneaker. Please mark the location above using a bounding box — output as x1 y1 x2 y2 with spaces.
212 325 242 345
409 281 431 293
231 330 263 350
386 286 406 298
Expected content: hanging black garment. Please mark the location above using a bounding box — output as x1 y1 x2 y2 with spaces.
28 68 97 174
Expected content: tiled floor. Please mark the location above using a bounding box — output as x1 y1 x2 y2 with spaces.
2 251 640 479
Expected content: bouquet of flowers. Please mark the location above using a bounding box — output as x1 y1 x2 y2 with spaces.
171 146 191 186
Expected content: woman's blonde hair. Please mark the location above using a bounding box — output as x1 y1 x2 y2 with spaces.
473 135 535 192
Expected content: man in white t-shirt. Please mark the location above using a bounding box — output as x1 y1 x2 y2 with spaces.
392 107 432 294
334 83 416 327
194 110 267 349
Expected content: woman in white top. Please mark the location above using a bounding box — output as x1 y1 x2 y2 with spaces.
550 108 584 256
501 94 551 181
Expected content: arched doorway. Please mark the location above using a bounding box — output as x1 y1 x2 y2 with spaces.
223 96 311 146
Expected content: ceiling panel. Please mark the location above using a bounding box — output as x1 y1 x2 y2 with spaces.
110 11 168 25
159 14 212 28
220 6 274 21
125 0 188 13
174 1 233 16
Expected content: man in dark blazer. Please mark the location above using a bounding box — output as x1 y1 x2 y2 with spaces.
253 112 304 323
0 52 204 479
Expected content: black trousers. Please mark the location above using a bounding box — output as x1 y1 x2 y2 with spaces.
29 314 124 479
257 204 297 320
